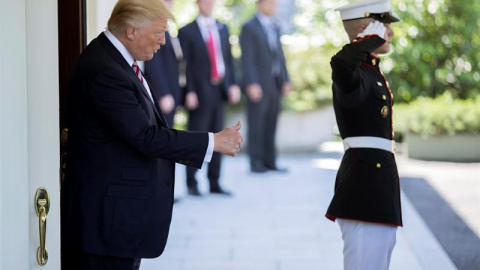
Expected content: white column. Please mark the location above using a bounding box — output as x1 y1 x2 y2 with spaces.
87 0 118 44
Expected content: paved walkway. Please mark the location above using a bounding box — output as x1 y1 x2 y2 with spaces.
141 149 463 270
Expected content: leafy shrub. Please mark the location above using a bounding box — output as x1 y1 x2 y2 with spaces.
393 93 480 137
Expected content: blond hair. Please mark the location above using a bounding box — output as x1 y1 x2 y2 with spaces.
108 0 175 35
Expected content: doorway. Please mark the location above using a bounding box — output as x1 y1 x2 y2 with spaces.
58 0 86 269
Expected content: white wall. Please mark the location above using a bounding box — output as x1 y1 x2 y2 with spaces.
0 0 30 269
87 0 118 44
0 0 3 266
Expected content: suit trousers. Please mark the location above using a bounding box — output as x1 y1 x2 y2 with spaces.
337 219 397 270
63 250 141 270
247 86 281 169
186 84 224 189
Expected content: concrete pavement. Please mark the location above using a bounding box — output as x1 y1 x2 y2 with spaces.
140 146 471 270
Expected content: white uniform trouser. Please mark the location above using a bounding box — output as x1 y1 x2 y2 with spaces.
337 219 397 270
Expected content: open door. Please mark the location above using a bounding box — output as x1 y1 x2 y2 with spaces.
58 0 87 269
1 0 63 269
0 0 87 269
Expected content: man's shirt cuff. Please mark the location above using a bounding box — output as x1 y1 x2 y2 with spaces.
204 132 214 163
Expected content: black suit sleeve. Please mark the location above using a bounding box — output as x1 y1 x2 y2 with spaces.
144 52 170 99
91 66 208 168
274 27 290 84
240 24 260 86
223 26 237 88
278 38 290 84
330 35 385 107
178 28 196 94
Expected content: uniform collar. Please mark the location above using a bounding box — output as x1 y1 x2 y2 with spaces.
366 54 381 68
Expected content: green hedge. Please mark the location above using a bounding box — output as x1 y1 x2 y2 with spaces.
393 93 480 138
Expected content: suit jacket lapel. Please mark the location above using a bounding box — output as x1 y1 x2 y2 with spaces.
253 17 272 54
97 33 167 127
146 79 169 127
218 23 228 59
193 21 210 62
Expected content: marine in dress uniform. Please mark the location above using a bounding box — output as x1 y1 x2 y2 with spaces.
325 0 402 269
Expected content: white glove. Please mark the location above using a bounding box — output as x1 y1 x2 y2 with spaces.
357 21 386 39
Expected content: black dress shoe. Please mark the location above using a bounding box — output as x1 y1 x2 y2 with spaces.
250 165 268 173
266 166 289 173
210 187 233 196
187 186 202 196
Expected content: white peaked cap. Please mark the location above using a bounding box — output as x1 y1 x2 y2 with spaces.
335 0 401 23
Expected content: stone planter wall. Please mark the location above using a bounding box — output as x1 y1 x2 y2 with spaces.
406 133 480 162
226 106 337 153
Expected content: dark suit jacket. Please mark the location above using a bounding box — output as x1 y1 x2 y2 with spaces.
178 19 236 104
144 32 184 105
62 33 209 259
240 16 289 91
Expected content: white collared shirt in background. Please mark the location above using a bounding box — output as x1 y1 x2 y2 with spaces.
195 15 225 78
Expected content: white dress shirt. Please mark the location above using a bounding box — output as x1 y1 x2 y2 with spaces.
196 15 225 78
104 29 214 163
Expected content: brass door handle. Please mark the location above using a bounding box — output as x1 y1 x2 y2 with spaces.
34 188 50 266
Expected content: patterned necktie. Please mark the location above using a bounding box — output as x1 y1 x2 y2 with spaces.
206 24 221 81
132 60 144 84
132 60 155 103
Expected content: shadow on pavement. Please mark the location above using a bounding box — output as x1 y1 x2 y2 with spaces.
401 177 480 270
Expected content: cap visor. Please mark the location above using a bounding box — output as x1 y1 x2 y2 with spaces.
379 13 401 23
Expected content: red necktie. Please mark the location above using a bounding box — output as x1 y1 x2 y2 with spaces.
132 60 144 84
206 27 221 81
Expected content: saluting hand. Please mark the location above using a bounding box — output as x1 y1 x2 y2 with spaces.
358 21 386 39
213 121 243 157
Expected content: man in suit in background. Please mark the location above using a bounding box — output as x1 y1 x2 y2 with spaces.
179 0 241 196
145 0 185 127
240 0 291 173
62 0 243 269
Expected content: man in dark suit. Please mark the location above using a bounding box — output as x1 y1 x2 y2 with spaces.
325 0 402 269
178 0 241 196
61 0 243 269
240 0 291 173
144 0 185 127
